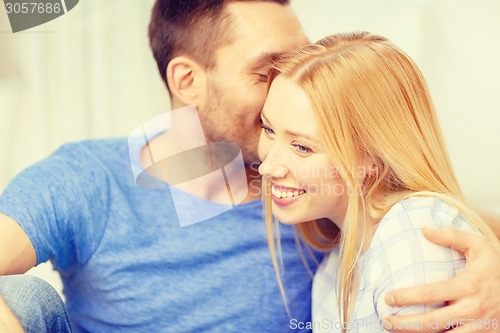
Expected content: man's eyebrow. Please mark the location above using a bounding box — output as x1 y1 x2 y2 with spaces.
252 52 283 70
261 112 321 144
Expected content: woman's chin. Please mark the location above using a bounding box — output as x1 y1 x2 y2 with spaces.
273 214 304 225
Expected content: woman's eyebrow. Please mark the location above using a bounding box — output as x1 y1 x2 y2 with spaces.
285 129 321 144
261 111 271 124
261 112 320 144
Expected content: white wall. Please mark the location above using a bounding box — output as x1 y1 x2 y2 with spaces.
1 0 499 290
0 0 168 190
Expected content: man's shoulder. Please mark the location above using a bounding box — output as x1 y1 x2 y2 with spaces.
51 137 130 166
38 137 133 180
57 137 129 157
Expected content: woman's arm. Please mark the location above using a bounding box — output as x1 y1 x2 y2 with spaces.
383 227 500 333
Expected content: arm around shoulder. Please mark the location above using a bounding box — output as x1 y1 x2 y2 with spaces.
371 198 469 319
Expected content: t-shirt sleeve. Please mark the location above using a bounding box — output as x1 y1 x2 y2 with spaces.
369 197 477 320
0 143 110 271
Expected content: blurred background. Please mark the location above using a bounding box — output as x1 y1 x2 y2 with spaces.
1 0 499 293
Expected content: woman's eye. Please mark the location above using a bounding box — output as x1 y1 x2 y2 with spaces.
259 124 275 136
293 143 313 155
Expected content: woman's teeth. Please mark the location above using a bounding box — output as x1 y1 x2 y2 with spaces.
271 186 305 199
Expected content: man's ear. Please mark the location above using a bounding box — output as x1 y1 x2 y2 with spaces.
166 56 207 106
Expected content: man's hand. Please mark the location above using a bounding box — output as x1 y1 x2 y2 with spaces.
0 294 24 333
382 227 500 333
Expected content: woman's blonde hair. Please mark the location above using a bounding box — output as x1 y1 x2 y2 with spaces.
263 31 500 329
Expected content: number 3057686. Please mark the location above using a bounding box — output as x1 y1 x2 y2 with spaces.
5 2 61 14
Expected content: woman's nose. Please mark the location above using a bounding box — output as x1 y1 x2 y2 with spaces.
258 162 289 179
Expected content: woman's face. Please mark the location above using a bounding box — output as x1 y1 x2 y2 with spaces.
258 76 349 227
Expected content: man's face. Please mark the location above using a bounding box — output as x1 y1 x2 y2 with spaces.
197 2 309 164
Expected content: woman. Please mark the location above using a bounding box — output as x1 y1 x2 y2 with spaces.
258 32 500 332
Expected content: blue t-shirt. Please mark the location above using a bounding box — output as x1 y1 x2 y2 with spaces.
0 138 321 332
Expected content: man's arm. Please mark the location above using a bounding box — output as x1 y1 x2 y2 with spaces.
0 213 35 333
0 295 24 333
0 213 36 275
383 227 500 333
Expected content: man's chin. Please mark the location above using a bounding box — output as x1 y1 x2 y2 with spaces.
241 150 261 167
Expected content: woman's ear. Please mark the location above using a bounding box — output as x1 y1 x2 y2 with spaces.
166 56 207 106
361 156 379 192
367 162 379 179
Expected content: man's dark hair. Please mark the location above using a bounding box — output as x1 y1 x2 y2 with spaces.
148 0 290 93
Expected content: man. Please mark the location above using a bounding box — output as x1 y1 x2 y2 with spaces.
0 1 499 332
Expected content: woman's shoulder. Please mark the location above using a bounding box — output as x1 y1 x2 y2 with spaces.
362 196 474 295
362 196 475 320
375 196 478 242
